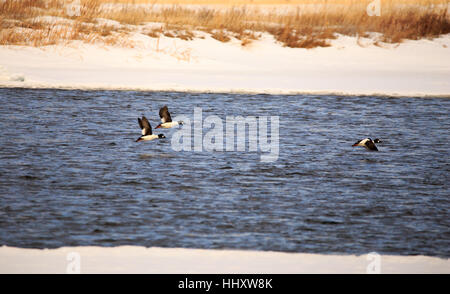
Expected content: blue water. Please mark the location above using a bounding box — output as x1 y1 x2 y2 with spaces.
0 88 449 257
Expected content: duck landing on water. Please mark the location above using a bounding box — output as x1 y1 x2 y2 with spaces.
136 116 166 142
352 138 379 151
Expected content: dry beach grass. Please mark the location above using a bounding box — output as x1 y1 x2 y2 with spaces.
0 0 449 48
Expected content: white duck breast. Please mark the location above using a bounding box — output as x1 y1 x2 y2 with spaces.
158 121 181 128
139 134 160 141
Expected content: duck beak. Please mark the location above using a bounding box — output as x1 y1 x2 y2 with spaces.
136 137 142 142
155 124 161 129
352 142 360 147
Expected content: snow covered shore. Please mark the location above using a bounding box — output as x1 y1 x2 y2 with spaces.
0 246 448 274
1 32 449 97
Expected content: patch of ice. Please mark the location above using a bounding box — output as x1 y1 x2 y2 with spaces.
0 66 25 83
10 74 25 82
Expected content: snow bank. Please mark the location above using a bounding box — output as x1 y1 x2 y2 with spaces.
0 32 449 96
0 246 448 274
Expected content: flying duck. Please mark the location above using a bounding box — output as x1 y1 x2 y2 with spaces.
136 116 166 142
352 138 379 151
155 106 184 129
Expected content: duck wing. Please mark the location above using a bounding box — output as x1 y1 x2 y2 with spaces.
159 106 172 123
365 140 378 151
138 116 152 136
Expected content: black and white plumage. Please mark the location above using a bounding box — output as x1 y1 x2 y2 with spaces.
352 138 379 151
159 106 172 123
136 116 166 142
155 106 183 129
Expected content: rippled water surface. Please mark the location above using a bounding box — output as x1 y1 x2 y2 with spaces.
0 88 449 257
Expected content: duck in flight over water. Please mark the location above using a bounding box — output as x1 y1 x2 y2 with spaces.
136 116 166 142
352 138 379 151
155 106 184 129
